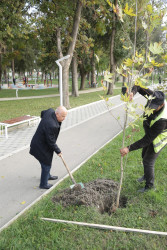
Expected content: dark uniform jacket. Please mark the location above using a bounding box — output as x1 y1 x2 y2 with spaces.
128 86 167 152
30 108 61 165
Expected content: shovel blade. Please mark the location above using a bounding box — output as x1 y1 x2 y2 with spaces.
70 182 84 189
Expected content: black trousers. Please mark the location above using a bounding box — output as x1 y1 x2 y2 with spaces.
39 161 51 187
142 143 160 188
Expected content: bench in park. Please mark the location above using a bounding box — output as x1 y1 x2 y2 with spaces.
0 115 40 139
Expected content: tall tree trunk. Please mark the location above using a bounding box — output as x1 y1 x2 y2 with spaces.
12 58 15 83
57 0 82 108
87 72 90 81
0 44 2 90
62 65 70 106
91 50 96 87
72 52 79 97
79 63 86 90
37 71 39 82
80 72 86 90
3 48 8 85
107 0 118 95
0 53 2 90
11 48 15 80
4 69 7 84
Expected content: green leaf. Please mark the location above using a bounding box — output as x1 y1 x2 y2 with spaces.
149 42 164 55
124 58 133 67
147 4 153 14
124 3 136 16
142 21 147 30
104 72 113 83
135 81 148 89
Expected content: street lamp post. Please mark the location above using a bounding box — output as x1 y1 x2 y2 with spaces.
56 55 70 106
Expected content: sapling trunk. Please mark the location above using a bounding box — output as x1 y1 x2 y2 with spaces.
115 105 128 209
115 0 138 210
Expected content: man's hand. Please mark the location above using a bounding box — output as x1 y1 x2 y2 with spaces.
129 92 134 101
120 147 129 157
58 152 62 157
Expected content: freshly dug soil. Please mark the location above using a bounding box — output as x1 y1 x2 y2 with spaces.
52 179 127 214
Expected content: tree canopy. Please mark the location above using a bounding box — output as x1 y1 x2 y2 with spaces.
0 0 166 105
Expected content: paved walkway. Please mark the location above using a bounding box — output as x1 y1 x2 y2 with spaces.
0 95 122 159
0 87 105 101
0 93 146 232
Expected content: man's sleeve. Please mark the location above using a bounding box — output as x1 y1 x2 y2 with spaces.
45 126 61 154
128 119 166 151
131 85 153 98
41 110 46 118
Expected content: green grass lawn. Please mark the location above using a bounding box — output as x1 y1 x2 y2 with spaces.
0 89 120 121
0 86 93 98
0 88 60 98
0 76 105 98
0 122 167 249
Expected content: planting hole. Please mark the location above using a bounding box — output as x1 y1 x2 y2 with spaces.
52 179 128 215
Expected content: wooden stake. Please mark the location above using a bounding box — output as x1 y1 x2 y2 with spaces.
41 218 167 236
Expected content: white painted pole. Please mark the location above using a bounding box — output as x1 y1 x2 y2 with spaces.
56 55 70 106
56 61 63 106
41 218 167 236
5 126 8 139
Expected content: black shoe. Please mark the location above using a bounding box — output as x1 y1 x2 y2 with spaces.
39 184 53 189
48 175 58 180
138 186 155 193
137 176 145 183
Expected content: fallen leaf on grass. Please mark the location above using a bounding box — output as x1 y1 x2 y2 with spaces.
149 210 158 217
126 134 131 139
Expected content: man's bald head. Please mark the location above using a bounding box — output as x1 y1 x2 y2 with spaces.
55 106 67 122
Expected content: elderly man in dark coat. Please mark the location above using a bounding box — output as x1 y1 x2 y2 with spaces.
30 106 67 189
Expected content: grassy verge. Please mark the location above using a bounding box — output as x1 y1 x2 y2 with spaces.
0 89 120 121
0 121 167 249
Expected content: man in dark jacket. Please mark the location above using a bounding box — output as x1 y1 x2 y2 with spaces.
30 106 67 189
120 85 167 192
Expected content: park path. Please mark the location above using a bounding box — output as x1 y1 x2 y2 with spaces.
0 92 146 232
0 87 105 101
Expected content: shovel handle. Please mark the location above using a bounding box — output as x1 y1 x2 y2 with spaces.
60 155 77 185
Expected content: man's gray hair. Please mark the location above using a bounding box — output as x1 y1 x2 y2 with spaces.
55 106 67 114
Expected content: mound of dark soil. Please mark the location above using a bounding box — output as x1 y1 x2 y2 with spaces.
52 179 127 214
